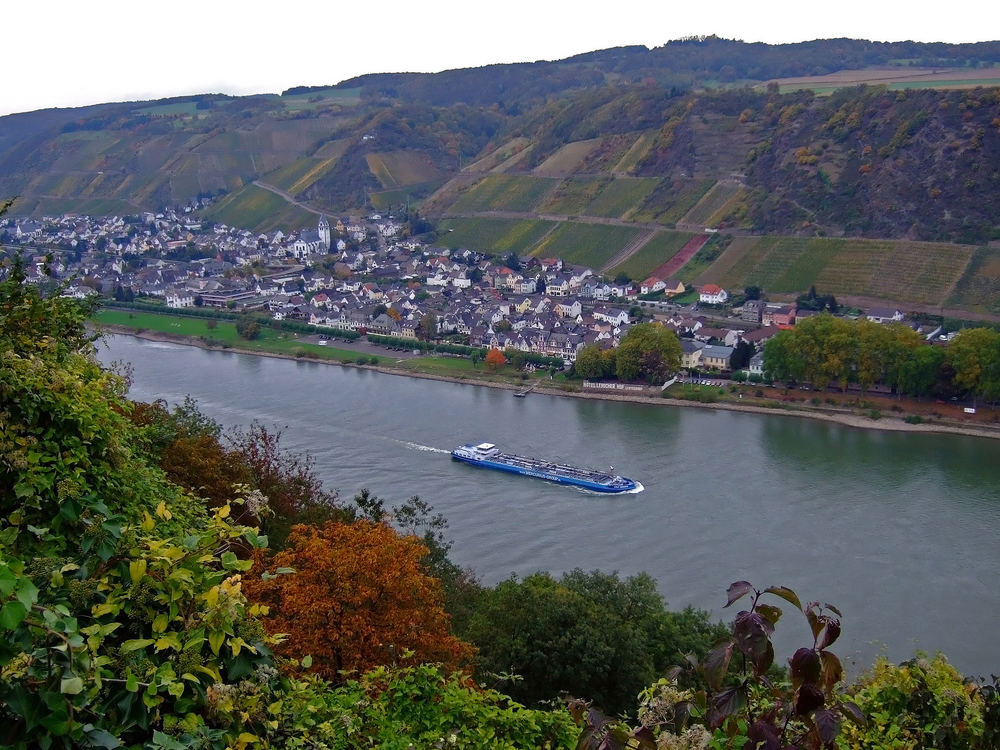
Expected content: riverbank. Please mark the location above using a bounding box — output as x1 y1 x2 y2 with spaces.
97 325 1000 442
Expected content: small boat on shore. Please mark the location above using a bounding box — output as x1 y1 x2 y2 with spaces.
451 442 642 493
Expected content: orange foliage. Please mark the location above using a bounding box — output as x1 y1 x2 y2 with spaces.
160 434 251 510
243 521 474 680
484 348 506 370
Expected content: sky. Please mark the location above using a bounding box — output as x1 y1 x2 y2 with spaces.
5 0 998 117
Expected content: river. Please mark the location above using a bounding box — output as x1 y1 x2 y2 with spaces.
97 335 1000 677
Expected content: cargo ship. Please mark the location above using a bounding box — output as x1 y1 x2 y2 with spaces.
451 442 641 493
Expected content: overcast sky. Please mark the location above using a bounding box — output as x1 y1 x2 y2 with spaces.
5 0 997 117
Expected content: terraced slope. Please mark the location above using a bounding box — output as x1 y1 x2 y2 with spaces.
714 236 975 305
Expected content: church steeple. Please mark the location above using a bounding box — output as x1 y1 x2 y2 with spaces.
317 215 331 250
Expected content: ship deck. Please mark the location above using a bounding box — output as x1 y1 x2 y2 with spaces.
494 452 617 484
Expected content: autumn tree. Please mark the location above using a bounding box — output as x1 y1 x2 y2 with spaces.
227 422 342 547
128 402 343 548
347 490 483 634
615 322 682 383
244 520 474 680
485 347 507 371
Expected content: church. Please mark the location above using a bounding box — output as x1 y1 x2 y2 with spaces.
289 215 332 259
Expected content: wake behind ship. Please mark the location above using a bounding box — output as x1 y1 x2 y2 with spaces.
451 443 641 493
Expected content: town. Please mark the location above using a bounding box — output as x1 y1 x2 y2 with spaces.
3 206 943 378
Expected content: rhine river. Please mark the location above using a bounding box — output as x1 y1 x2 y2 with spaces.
98 335 1000 677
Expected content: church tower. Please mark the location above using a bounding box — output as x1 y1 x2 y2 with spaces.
317 215 331 250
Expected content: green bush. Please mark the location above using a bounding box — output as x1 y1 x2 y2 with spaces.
840 654 989 749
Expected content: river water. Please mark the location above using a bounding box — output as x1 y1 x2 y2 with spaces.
97 335 1000 677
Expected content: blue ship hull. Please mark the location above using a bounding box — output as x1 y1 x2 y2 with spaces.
451 444 640 494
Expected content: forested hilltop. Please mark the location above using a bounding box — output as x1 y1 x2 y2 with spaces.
1 37 999 246
4 234 1000 747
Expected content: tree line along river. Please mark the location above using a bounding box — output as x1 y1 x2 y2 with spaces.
98 334 1000 678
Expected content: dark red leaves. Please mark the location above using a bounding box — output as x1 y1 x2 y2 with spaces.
725 580 755 607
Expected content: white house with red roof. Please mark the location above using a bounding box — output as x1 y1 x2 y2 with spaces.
640 276 666 295
698 283 729 304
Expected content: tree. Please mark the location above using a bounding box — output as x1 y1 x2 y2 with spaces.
128 399 343 549
0 260 281 747
840 654 993 749
585 582 865 750
226 422 343 548
615 322 682 383
948 327 1000 404
744 285 762 300
243 521 473 680
485 348 506 371
347 491 482 634
575 344 608 379
417 311 438 340
507 348 527 370
763 330 803 384
235 313 261 340
464 570 726 716
730 340 755 371
897 344 946 397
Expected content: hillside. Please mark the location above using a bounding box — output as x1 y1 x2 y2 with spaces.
1 37 999 314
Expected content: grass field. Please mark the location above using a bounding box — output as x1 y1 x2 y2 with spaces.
612 131 656 174
463 138 531 172
678 182 744 227
203 184 314 232
135 102 200 117
370 181 445 211
632 179 716 224
264 158 338 194
448 174 558 213
586 177 660 219
947 247 1000 315
532 139 602 176
279 87 362 110
713 236 975 304
314 138 350 160
18 197 136 217
94 310 541 384
94 310 384 363
436 217 557 255
772 66 1000 94
607 230 695 280
538 178 608 215
367 151 444 188
529 222 641 268
491 145 536 173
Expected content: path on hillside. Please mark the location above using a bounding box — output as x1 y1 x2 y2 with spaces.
447 209 673 234
600 229 657 273
254 180 328 216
